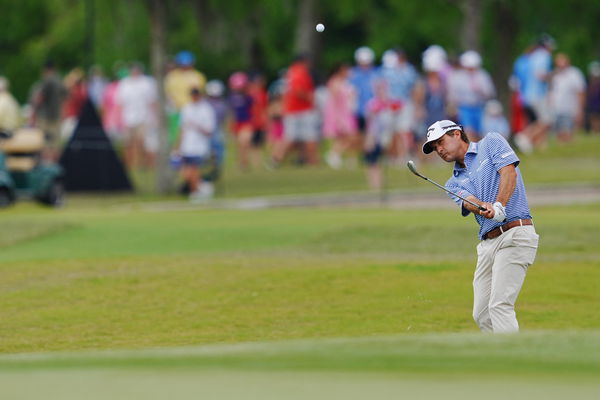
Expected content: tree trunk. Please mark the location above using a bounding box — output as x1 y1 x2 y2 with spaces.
459 0 482 51
294 0 318 63
490 0 519 109
146 0 172 193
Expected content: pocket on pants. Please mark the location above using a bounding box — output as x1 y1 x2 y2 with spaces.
511 227 539 249
508 227 539 266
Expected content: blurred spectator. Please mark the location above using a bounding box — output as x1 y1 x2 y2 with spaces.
364 79 395 190
415 51 448 129
447 50 495 140
422 45 453 86
547 52 586 142
323 62 358 169
101 62 128 141
514 34 555 153
349 46 378 143
508 45 533 136
164 51 207 143
87 65 108 110
266 89 285 167
29 61 67 161
482 99 510 139
173 87 216 202
228 71 254 170
61 67 88 140
249 73 269 168
205 79 228 188
116 62 158 169
276 54 319 166
165 51 207 110
378 48 419 162
586 61 600 133
0 76 21 131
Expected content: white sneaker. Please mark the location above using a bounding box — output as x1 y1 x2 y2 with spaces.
326 151 342 169
199 182 214 197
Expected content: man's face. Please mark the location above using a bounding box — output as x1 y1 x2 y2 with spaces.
432 130 462 162
555 53 569 70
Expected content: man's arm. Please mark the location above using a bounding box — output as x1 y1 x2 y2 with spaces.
460 164 517 217
480 163 517 219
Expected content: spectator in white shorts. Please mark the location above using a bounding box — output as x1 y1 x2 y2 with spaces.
275 54 319 166
378 48 419 163
174 87 216 202
116 62 158 169
548 53 586 142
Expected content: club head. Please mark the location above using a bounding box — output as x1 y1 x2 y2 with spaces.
406 160 420 176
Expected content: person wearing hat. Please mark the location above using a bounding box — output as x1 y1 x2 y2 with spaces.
447 50 495 141
165 51 207 110
378 48 419 164
349 46 379 140
513 35 555 153
164 51 207 143
174 87 216 202
422 120 539 333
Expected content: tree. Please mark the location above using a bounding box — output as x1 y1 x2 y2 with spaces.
458 0 483 52
145 0 171 193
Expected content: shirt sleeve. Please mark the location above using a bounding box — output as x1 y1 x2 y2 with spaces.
485 132 520 170
200 103 216 134
574 68 586 92
446 176 474 217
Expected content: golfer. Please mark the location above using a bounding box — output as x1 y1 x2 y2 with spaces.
422 120 539 333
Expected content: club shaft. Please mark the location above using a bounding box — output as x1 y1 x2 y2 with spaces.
417 175 487 211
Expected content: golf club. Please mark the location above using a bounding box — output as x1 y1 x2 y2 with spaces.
406 160 487 211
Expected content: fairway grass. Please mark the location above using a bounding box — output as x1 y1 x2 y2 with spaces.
1 202 599 399
1 204 599 354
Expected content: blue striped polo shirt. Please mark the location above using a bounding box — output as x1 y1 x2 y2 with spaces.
445 132 533 240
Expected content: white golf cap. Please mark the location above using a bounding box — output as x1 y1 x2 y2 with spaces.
422 120 462 154
206 79 225 97
460 50 481 69
382 49 399 68
355 46 375 65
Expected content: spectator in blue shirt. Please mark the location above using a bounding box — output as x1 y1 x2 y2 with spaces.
421 120 540 333
349 46 378 137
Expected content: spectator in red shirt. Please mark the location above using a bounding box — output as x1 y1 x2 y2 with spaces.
274 54 319 166
61 67 88 140
248 73 269 169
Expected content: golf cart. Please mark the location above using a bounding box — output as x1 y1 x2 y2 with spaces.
0 127 65 208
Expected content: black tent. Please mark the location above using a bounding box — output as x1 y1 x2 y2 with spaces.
59 99 133 192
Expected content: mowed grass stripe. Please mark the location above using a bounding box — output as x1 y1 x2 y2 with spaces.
2 332 600 377
0 204 597 263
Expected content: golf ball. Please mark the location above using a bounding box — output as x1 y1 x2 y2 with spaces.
316 23 325 32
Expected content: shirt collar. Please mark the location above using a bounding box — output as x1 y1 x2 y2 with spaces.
467 141 478 154
453 142 478 176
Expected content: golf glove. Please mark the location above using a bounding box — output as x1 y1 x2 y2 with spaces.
492 202 506 222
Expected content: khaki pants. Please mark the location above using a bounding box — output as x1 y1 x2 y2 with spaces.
473 225 539 333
